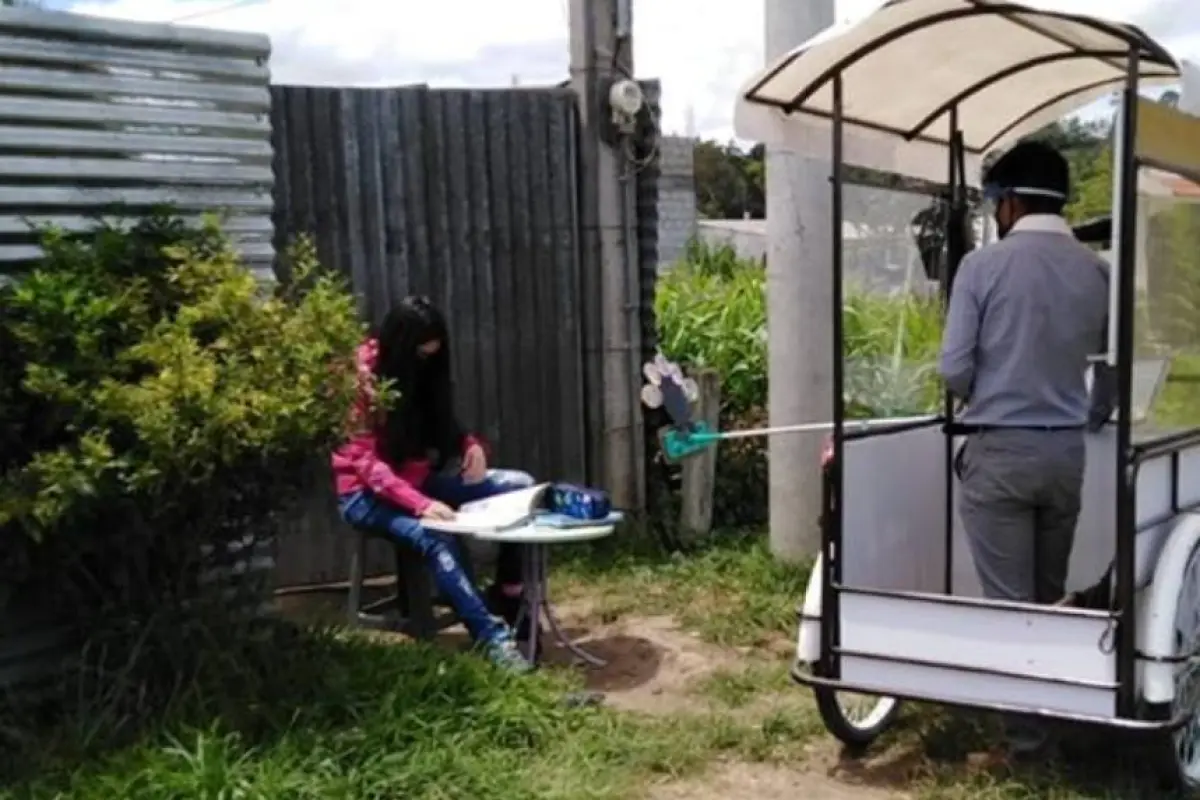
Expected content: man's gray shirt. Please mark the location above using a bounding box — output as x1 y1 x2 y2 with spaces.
938 215 1110 428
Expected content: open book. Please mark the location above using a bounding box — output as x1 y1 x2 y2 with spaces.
422 483 623 535
422 483 551 535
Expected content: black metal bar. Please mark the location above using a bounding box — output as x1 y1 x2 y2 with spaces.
744 2 1173 109
791 665 1186 732
906 50 1129 140
825 71 846 681
743 47 803 99
833 582 1118 620
772 6 1172 116
843 415 942 441
1135 156 1200 190
1137 649 1198 665
832 647 1120 690
742 98 968 151
941 107 962 596
1114 46 1141 720
962 0 1172 69
1171 450 1181 515
1131 426 1200 460
978 70 1176 153
778 7 988 112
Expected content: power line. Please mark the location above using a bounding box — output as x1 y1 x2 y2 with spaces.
170 0 265 23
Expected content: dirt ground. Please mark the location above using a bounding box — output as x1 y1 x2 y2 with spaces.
539 602 913 799
645 764 907 800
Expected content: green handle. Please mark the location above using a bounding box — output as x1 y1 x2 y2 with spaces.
660 422 719 462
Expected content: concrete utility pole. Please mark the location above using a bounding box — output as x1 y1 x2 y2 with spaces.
765 0 836 562
568 0 644 509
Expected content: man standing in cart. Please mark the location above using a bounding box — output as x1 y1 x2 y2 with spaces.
938 140 1113 753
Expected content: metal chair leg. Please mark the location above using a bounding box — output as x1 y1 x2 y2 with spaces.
346 529 367 627
396 544 437 640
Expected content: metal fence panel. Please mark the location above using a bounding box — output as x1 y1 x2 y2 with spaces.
0 9 277 692
271 84 588 587
0 7 274 281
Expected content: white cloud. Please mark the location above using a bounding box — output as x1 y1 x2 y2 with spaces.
67 0 1200 141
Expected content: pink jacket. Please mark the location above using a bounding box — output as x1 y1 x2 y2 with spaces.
331 338 481 515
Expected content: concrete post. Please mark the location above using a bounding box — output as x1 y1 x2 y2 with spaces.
568 0 644 509
765 0 836 562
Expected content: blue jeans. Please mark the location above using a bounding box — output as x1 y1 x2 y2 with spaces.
339 469 535 644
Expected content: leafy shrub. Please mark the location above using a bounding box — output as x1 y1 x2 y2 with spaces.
656 240 944 420
654 242 766 416
652 240 943 528
0 211 363 631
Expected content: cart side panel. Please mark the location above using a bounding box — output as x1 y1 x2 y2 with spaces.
1138 452 1175 527
841 424 946 593
839 592 1117 718
842 425 1118 596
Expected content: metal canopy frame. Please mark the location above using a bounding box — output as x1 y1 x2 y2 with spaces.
807 23 1197 724
744 0 1176 154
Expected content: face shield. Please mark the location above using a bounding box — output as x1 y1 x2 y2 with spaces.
981 183 1068 216
981 183 1068 239
980 182 1008 219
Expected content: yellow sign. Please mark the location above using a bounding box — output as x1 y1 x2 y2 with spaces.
1135 98 1200 183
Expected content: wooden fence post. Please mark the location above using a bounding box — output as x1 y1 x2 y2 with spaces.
680 369 722 542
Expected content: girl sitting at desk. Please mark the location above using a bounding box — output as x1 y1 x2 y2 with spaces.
331 295 536 672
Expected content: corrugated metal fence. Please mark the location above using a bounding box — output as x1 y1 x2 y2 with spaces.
0 8 275 281
270 85 590 587
0 9 276 691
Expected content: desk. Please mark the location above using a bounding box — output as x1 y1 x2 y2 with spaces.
428 520 616 666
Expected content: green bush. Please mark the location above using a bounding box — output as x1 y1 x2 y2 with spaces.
0 211 363 658
653 241 943 528
654 242 766 416
655 241 944 419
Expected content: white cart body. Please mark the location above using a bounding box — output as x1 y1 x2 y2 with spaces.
733 0 1200 783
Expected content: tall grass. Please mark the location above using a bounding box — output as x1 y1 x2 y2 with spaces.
654 244 767 416
655 241 944 418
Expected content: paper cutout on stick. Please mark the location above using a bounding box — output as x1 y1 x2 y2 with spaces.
641 352 713 462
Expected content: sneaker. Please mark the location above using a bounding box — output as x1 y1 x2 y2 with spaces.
483 634 534 674
486 584 544 659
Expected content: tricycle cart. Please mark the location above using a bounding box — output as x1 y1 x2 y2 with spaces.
734 0 1200 789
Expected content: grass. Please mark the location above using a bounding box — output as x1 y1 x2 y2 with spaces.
0 532 1190 799
554 529 810 648
0 626 788 800
0 533 816 800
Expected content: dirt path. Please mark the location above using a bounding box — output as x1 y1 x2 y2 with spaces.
646 763 909 800
544 603 914 799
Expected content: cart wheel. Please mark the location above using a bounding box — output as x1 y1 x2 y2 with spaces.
813 667 900 749
1153 542 1200 792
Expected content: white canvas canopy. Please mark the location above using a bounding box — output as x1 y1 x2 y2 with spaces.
734 0 1180 185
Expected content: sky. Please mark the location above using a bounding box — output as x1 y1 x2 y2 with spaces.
62 0 1200 141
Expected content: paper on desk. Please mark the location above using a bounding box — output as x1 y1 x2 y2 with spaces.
426 483 551 534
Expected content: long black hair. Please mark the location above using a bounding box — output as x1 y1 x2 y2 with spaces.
373 296 465 466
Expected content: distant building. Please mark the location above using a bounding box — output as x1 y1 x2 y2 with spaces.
696 218 767 263
656 136 697 268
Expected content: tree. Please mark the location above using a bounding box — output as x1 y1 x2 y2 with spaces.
692 140 763 219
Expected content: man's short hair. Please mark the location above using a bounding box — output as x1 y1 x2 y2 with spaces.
983 140 1070 214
